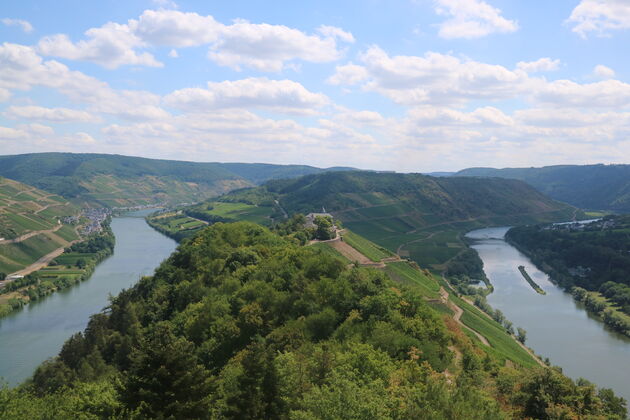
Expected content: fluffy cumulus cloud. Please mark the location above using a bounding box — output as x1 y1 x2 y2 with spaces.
1 18 33 33
347 46 534 105
164 78 328 114
37 22 162 69
593 64 615 79
517 58 560 73
5 105 101 123
0 42 168 121
208 21 348 71
433 0 518 39
35 9 353 71
568 0 630 37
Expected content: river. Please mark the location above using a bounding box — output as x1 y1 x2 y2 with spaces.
0 210 177 386
467 227 630 403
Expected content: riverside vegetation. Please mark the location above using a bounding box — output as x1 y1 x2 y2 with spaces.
506 216 630 337
0 221 115 318
0 221 626 419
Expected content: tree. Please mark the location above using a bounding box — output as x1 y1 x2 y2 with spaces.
314 216 334 240
120 323 212 419
517 327 527 344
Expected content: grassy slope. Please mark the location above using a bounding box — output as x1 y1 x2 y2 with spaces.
0 177 80 274
260 171 579 270
312 233 537 368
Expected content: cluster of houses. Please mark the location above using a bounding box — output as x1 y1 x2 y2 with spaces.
80 207 111 235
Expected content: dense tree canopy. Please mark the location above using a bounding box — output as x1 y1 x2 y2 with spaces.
0 222 625 419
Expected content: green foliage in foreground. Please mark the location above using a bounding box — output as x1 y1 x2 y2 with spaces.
0 222 624 419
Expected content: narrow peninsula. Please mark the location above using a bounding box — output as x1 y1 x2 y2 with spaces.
518 265 546 295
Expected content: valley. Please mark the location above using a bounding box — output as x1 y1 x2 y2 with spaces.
0 156 628 419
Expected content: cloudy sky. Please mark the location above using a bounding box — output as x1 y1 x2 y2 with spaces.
1 0 629 172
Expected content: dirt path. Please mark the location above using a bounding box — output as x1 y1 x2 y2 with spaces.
439 286 491 346
441 275 545 366
0 223 63 245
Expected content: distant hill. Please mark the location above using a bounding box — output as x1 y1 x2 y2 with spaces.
0 153 354 207
0 177 80 275
215 171 579 270
456 164 630 212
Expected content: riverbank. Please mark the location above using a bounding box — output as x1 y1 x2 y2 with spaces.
0 221 115 318
506 231 630 337
0 212 177 386
467 226 630 405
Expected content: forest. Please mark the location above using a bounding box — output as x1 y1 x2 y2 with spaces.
0 221 625 419
507 217 630 336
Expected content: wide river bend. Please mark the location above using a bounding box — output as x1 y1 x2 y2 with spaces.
0 210 177 386
467 227 630 403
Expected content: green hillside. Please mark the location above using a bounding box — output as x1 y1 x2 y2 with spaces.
0 153 355 207
456 164 630 212
1 222 624 419
252 171 579 271
0 177 80 275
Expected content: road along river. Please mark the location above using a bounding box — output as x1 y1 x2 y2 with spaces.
0 210 177 386
467 226 630 403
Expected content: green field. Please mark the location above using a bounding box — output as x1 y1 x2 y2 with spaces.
341 230 394 262
308 242 350 264
0 233 63 273
385 261 440 298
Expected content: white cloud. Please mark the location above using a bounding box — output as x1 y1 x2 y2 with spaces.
593 64 615 79
34 10 352 71
164 78 328 114
0 43 168 121
168 49 178 58
317 25 355 43
1 18 33 33
327 63 369 85
152 0 178 9
517 58 560 73
352 46 534 105
5 105 101 123
434 0 518 39
37 22 162 69
133 10 222 47
0 125 28 139
535 79 630 108
568 0 630 38
0 87 10 102
208 21 348 71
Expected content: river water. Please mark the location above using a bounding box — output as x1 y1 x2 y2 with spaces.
0 210 177 386
467 227 630 403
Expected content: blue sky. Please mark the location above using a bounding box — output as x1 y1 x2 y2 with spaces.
1 0 630 171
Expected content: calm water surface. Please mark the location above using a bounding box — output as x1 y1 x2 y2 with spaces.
467 227 630 403
0 210 177 386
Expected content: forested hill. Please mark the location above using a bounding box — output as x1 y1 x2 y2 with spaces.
456 164 630 212
265 171 577 223
0 153 354 207
1 222 625 419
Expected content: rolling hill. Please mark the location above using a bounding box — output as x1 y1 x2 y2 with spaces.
0 177 81 276
456 164 630 212
0 153 355 207
180 171 580 271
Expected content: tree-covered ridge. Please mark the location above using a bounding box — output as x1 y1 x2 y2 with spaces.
0 153 355 207
456 164 630 212
0 222 625 419
506 216 630 336
263 171 576 218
